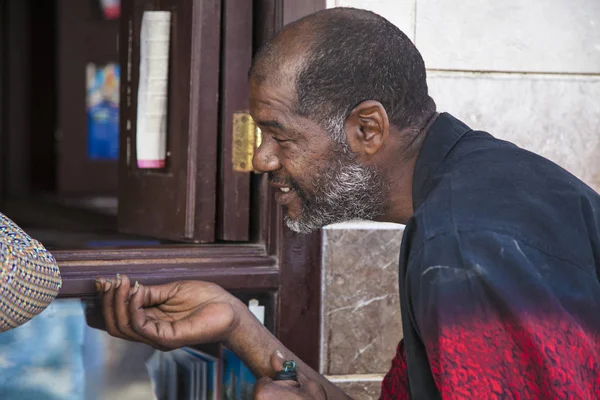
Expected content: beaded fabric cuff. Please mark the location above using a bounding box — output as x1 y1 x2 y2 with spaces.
0 213 62 332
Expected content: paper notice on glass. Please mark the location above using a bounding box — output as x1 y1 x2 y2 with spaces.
136 11 171 169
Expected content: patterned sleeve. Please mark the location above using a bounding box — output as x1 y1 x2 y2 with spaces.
0 213 62 331
408 230 600 399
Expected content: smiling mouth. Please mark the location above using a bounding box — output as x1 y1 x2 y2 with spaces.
274 186 297 205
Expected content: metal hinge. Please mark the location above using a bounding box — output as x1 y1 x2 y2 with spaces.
232 112 263 172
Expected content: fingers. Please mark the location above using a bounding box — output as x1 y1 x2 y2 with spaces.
95 274 167 349
254 369 327 400
128 282 170 344
253 376 302 400
96 276 128 341
112 274 132 334
113 275 155 346
134 280 180 308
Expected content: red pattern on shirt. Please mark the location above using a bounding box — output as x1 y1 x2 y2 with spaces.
380 340 409 400
426 315 600 399
379 314 600 399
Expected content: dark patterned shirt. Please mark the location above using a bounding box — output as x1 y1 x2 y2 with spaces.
381 113 600 399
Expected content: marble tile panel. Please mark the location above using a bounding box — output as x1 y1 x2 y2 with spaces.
335 379 383 400
321 223 404 375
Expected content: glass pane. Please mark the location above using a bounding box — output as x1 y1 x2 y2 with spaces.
0 299 154 400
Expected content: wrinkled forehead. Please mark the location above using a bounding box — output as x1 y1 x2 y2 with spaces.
248 29 324 132
249 75 296 122
249 75 331 145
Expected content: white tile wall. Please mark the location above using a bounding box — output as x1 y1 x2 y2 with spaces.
326 0 416 41
416 0 600 73
428 72 600 191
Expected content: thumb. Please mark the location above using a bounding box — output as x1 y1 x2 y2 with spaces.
270 350 286 373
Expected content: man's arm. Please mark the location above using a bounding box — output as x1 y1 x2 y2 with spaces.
408 230 600 399
97 276 351 399
226 296 352 399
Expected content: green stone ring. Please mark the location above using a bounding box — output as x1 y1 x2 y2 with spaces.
275 359 298 381
283 360 296 372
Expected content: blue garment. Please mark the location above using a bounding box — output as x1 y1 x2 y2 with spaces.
0 300 104 400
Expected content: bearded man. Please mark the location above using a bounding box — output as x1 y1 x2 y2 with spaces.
96 7 600 400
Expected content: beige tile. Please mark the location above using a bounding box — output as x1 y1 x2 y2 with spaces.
321 225 404 375
335 380 383 400
416 0 600 73
327 0 416 41
428 73 600 192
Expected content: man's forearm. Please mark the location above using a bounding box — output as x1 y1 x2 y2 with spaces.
225 300 352 399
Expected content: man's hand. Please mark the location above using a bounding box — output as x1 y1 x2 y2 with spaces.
95 274 242 350
96 274 351 399
253 351 328 400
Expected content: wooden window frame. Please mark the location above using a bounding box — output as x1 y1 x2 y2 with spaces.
54 0 326 370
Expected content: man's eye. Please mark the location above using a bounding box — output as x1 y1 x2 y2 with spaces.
273 137 289 144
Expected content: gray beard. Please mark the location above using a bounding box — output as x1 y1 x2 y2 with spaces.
284 147 388 234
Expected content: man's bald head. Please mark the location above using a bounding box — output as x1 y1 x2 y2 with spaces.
249 7 436 143
248 17 314 85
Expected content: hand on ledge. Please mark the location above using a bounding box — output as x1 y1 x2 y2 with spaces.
96 274 353 400
95 275 243 349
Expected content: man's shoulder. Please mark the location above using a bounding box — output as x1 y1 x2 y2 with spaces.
406 129 600 265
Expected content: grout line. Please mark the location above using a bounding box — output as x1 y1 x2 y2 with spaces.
319 230 327 374
324 221 405 230
326 374 386 382
413 0 418 44
427 68 600 80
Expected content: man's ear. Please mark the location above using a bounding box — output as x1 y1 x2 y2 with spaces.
344 100 389 156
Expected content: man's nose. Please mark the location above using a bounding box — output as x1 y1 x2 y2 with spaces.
252 141 281 173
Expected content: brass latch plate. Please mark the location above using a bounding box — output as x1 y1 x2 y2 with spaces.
232 112 262 172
